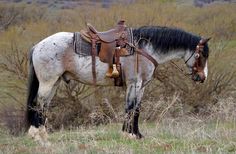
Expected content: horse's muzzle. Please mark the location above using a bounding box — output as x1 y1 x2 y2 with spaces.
192 72 206 83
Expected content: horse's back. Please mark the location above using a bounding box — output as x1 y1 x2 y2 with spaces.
35 32 73 53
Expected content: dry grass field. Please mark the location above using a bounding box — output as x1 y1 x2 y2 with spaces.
1 110 236 153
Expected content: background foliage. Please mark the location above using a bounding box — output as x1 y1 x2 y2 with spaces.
0 0 235 134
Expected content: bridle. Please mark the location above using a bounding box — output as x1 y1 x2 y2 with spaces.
171 38 210 78
185 38 205 75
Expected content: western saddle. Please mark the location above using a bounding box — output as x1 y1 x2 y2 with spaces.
80 20 158 85
80 20 130 85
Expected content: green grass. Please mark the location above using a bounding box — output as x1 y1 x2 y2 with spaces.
226 40 236 49
0 119 235 154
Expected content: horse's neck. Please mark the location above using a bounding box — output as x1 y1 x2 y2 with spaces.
144 44 188 64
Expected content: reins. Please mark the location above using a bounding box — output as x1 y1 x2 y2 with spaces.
170 60 192 77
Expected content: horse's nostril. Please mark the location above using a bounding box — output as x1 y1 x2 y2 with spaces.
192 74 202 81
193 74 198 81
193 73 206 82
197 75 201 81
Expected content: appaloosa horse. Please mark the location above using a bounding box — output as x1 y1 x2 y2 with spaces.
26 25 210 145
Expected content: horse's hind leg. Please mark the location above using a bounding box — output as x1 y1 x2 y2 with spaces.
122 81 145 139
28 78 60 145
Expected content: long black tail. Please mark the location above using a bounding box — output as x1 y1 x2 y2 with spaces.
26 48 39 128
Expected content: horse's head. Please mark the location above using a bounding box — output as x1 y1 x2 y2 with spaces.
185 38 210 83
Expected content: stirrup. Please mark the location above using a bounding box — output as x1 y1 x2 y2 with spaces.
106 67 113 78
106 64 119 78
111 64 119 78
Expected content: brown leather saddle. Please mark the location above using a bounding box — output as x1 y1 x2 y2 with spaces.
79 20 158 86
80 20 132 85
81 20 130 63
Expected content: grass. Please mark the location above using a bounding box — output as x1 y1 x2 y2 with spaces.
0 117 235 154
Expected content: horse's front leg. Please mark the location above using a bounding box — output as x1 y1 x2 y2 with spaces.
122 81 145 139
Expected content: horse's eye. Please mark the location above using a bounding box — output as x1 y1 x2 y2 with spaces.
195 53 200 59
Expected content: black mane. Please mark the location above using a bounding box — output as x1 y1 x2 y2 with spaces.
133 26 209 57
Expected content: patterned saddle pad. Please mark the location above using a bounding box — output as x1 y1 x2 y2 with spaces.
73 32 99 57
73 28 134 57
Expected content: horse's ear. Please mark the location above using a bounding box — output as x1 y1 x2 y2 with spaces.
205 37 211 42
201 37 211 44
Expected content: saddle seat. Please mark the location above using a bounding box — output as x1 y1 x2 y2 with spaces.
87 23 124 43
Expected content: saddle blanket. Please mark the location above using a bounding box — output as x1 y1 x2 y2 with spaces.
73 28 134 57
73 32 98 57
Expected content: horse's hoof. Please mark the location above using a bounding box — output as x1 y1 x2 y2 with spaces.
28 126 39 139
129 133 144 139
28 125 51 146
136 132 144 139
122 131 144 139
38 126 48 140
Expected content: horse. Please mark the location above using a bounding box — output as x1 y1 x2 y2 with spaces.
26 25 210 145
